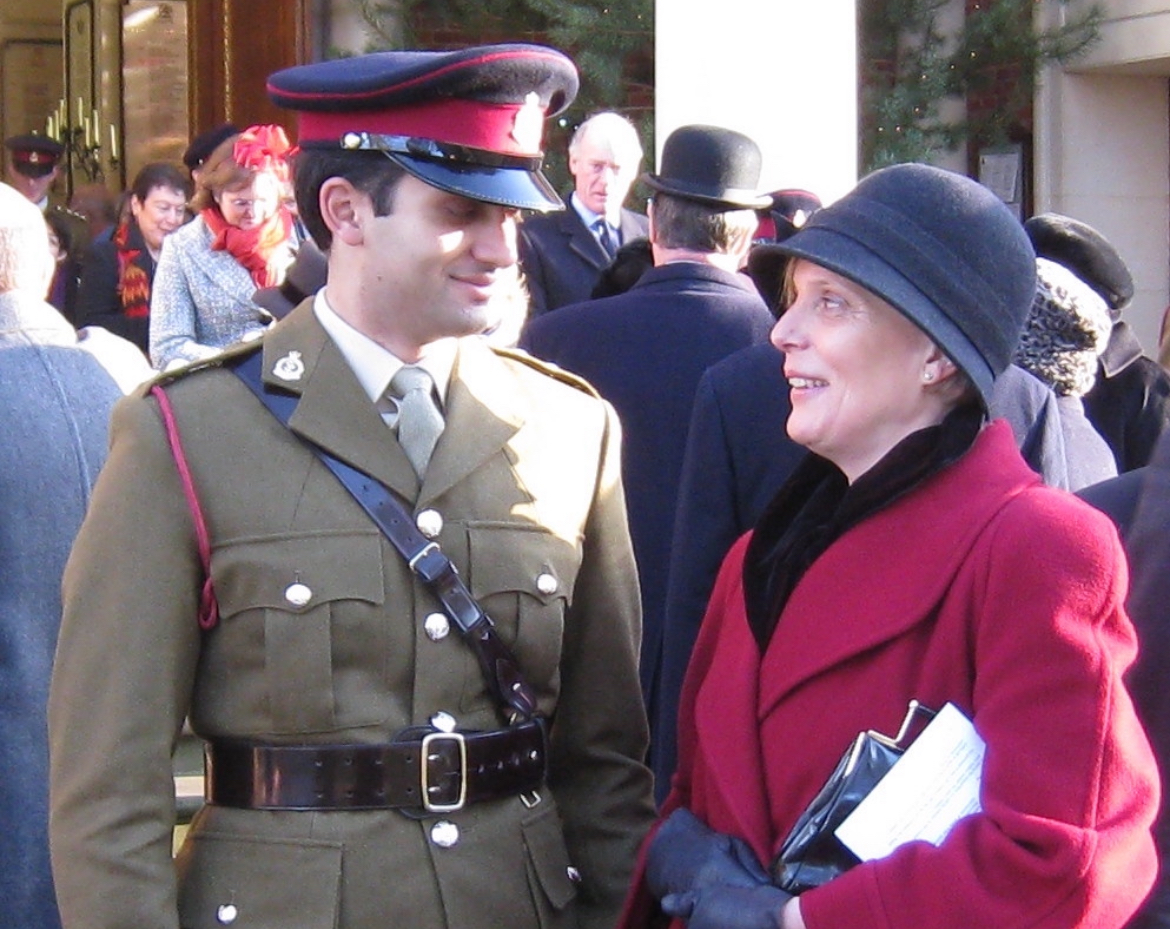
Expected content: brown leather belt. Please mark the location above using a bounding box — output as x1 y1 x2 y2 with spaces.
204 719 547 813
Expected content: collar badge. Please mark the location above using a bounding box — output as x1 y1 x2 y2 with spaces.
510 93 544 153
273 350 305 381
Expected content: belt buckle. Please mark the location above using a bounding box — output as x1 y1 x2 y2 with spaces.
421 731 467 813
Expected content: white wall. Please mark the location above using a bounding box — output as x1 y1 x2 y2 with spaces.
655 0 858 205
1034 0 1170 352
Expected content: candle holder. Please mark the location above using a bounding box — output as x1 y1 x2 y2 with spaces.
61 122 105 182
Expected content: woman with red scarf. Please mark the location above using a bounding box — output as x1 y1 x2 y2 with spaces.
149 125 297 370
75 162 190 353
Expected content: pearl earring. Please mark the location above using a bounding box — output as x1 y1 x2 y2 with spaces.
924 370 935 382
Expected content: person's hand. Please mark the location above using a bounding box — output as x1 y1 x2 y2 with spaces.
661 883 793 929
645 808 771 900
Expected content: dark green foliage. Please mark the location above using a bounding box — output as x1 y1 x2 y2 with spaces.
352 0 654 192
861 0 1103 170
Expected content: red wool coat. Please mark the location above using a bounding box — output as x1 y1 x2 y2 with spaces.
625 421 1158 929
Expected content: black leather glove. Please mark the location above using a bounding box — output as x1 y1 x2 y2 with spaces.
661 883 793 929
646 808 771 901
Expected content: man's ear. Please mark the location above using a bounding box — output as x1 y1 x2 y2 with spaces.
319 177 365 247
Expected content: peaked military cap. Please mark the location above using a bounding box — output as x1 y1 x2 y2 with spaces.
6 133 64 178
267 44 578 212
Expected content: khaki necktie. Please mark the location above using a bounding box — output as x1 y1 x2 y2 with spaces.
389 365 444 477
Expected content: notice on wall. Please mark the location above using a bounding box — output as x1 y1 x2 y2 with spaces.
122 1 189 180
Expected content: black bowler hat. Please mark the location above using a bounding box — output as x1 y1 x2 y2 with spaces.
5 133 64 178
183 124 239 171
253 239 328 321
775 163 1036 407
267 44 578 213
643 125 771 210
1024 213 1133 317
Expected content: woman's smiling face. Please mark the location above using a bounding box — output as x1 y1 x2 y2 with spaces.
771 259 952 482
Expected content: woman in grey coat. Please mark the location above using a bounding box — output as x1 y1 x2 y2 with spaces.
149 125 297 370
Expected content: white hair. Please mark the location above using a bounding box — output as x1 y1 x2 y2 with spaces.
568 111 644 162
0 183 54 294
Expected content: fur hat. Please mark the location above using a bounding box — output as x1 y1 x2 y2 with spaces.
774 163 1036 407
1013 257 1112 397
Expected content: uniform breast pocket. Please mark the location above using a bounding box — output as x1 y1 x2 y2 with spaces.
466 525 580 698
176 831 343 929
199 530 387 734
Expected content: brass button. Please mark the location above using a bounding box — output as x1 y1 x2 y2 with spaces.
566 866 582 883
284 582 312 607
431 820 459 847
429 711 457 732
424 612 450 641
536 572 558 595
416 509 443 539
217 904 239 925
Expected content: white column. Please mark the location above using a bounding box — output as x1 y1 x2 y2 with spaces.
655 0 858 204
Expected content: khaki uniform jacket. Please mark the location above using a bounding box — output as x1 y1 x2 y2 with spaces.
49 303 655 929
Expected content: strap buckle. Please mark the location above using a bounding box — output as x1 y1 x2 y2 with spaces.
421 731 468 813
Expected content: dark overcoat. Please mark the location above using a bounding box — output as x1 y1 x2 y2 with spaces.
519 205 648 314
520 263 774 739
0 291 149 929
625 422 1159 929
49 304 655 929
1083 322 1170 472
1079 431 1170 929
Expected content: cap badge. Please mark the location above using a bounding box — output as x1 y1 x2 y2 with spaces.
510 92 544 153
273 350 305 381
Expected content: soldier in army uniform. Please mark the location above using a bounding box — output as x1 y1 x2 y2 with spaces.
49 44 655 929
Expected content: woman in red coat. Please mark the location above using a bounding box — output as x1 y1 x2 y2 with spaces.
626 164 1159 929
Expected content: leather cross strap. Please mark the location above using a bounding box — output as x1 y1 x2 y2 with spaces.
230 351 539 723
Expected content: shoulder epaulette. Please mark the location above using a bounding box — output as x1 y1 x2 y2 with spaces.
492 345 600 398
152 339 264 388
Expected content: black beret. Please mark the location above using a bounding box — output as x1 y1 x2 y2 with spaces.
1024 213 1133 314
267 44 578 212
183 124 240 171
6 133 64 177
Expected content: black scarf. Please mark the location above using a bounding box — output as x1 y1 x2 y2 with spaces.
743 404 984 650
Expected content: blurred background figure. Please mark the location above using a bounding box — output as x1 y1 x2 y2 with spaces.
68 184 119 246
44 209 83 324
1025 213 1170 471
523 125 775 774
0 181 150 929
4 133 64 210
150 125 297 370
747 188 823 311
75 163 191 355
519 111 648 313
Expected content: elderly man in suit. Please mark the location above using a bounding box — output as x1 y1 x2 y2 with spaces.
522 125 775 776
0 182 149 929
48 44 654 929
519 111 648 314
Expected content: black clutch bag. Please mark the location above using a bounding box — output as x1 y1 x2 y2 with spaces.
770 701 936 895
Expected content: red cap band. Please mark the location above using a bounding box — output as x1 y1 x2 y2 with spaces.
298 97 545 156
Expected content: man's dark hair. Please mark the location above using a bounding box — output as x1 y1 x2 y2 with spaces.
650 192 757 254
293 149 408 250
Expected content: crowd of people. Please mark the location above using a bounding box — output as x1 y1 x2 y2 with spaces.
2 35 1170 929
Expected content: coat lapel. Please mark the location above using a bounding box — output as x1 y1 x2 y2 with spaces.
561 211 608 269
757 422 1039 716
259 303 419 499
420 338 522 504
